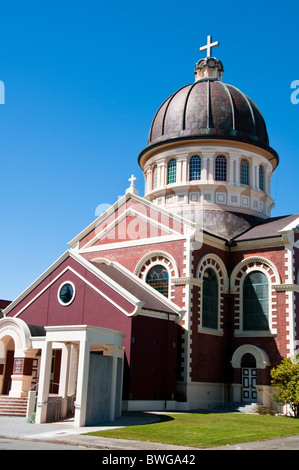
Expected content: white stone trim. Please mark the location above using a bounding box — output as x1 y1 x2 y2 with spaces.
231 344 270 369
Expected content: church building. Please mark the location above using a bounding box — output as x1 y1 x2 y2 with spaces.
1 36 298 425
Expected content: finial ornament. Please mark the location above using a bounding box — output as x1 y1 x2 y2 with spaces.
126 174 139 195
129 174 137 188
200 35 219 58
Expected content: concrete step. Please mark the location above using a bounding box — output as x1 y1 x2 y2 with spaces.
0 397 28 416
213 401 261 414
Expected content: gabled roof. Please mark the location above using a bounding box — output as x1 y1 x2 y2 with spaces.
92 259 183 317
68 190 199 251
233 214 299 242
2 250 183 322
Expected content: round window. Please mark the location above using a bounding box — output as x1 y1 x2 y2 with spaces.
58 282 75 306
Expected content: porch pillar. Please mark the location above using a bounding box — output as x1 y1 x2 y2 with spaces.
35 340 53 424
74 337 90 427
59 343 71 418
109 345 118 421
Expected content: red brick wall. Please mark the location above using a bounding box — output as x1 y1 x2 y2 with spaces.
127 315 180 401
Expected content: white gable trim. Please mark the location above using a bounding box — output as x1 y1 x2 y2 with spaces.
11 265 142 319
3 251 142 318
68 191 197 249
80 206 186 250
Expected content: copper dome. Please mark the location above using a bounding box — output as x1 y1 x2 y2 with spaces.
139 77 278 168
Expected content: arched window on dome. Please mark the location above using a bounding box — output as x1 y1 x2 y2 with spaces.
240 159 249 185
152 165 158 190
189 155 201 181
202 268 219 329
167 159 177 184
215 155 227 181
259 165 264 191
146 265 169 298
243 271 269 331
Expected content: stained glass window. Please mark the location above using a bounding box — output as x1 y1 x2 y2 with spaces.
202 268 218 329
189 155 201 181
146 265 169 297
243 271 269 331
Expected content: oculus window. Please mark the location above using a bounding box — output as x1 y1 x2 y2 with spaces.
243 271 269 331
58 282 75 306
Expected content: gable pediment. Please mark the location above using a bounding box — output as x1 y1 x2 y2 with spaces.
69 193 194 251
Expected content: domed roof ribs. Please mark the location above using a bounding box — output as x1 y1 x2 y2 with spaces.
148 97 170 142
219 81 236 130
162 85 189 136
229 84 256 136
182 82 197 130
207 80 211 129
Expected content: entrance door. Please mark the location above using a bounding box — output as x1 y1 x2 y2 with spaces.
242 368 257 402
3 350 14 395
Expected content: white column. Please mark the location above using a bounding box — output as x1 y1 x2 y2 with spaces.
207 156 214 182
36 341 52 424
201 156 208 183
59 343 71 419
117 347 124 419
109 345 118 421
74 338 90 427
181 156 188 184
252 163 258 189
158 162 166 188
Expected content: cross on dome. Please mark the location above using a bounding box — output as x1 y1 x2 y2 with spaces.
200 35 219 58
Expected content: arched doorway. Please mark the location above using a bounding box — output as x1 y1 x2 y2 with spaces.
241 353 257 402
231 345 270 404
1 337 15 395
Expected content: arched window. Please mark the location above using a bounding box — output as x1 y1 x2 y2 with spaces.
215 155 227 181
240 159 249 185
243 271 269 331
146 265 169 297
202 268 218 329
152 165 158 190
189 155 201 181
167 159 176 184
259 165 264 191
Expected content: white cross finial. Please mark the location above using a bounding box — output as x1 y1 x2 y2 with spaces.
129 174 137 187
200 35 219 58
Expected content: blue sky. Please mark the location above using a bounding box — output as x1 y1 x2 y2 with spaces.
0 0 298 300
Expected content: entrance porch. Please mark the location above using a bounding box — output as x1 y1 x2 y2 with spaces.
0 317 124 426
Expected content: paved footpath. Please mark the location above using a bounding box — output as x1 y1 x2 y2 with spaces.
0 413 299 450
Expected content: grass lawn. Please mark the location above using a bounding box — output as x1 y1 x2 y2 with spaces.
86 412 299 448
